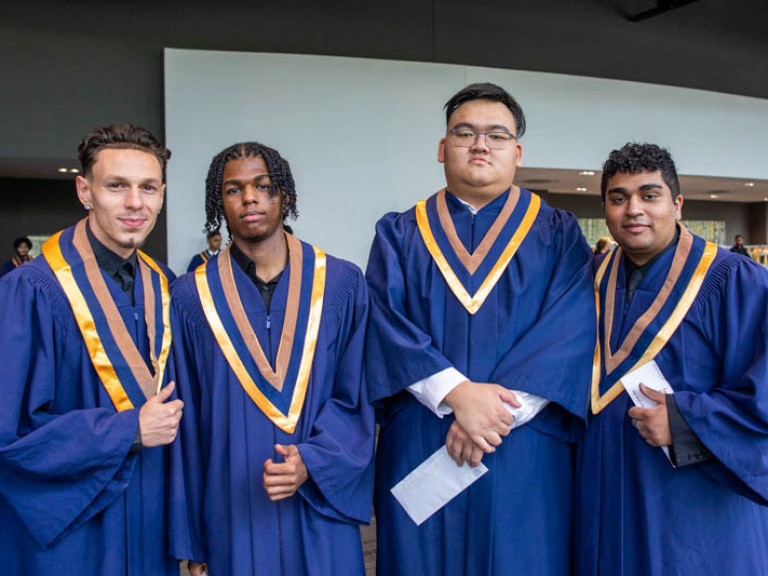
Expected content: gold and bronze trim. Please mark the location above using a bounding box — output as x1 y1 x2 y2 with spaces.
196 240 326 433
42 221 171 410
591 236 717 414
416 192 540 315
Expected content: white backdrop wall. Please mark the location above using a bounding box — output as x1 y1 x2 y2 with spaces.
165 49 768 272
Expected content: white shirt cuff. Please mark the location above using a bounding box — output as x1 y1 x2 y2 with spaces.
505 392 550 429
407 368 466 417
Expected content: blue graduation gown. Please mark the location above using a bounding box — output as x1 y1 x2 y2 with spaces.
0 257 29 278
0 227 177 576
365 189 595 575
0 259 15 277
186 251 210 273
576 241 768 576
169 244 375 575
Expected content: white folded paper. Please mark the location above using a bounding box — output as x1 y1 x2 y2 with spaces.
621 360 675 466
391 445 488 526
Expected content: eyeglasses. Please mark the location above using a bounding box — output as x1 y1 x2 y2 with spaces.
447 128 516 149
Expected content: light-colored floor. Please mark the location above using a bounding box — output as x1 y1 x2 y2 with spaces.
178 517 377 575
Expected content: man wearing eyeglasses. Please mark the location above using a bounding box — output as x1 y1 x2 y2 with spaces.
365 82 595 575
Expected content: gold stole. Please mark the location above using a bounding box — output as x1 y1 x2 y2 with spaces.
42 219 171 411
195 235 325 434
12 255 33 267
591 227 717 414
415 188 540 314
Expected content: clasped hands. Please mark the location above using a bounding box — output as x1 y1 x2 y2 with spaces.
443 380 520 468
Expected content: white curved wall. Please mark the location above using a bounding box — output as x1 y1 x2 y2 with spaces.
165 49 768 272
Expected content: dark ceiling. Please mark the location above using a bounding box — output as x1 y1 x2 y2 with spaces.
1 0 767 179
5 0 766 95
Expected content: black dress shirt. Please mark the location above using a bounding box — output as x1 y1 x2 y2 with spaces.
229 242 284 313
86 224 137 305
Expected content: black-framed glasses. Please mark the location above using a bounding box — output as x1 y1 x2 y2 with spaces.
447 128 516 149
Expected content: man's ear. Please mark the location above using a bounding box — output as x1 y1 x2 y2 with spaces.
75 175 92 208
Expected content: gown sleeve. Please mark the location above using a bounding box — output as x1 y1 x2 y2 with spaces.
296 261 376 524
0 268 139 548
365 212 457 402
488 208 595 429
674 256 768 504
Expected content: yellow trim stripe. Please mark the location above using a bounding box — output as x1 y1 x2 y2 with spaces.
591 241 718 414
196 247 326 433
42 232 134 411
415 194 541 315
138 250 173 394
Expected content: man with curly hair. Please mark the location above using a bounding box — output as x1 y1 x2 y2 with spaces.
576 142 768 575
0 236 35 277
169 142 375 575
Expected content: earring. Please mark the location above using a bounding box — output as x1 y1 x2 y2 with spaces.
84 203 92 211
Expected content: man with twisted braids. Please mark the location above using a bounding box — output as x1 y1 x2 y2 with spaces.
0 124 182 575
576 143 768 575
169 142 375 575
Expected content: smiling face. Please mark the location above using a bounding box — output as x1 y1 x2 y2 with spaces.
604 170 683 265
438 99 523 208
76 148 165 258
220 155 285 246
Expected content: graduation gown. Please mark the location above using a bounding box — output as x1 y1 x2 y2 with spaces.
0 255 33 278
365 188 595 576
169 238 375 576
187 250 213 273
576 230 768 576
0 223 177 576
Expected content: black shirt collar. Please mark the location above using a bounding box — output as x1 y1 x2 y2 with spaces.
624 226 681 279
229 242 284 313
86 223 137 274
86 223 137 302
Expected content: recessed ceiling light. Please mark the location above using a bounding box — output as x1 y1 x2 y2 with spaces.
57 167 68 173
578 171 595 176
576 187 588 192
69 168 79 173
745 182 755 187
709 194 719 199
